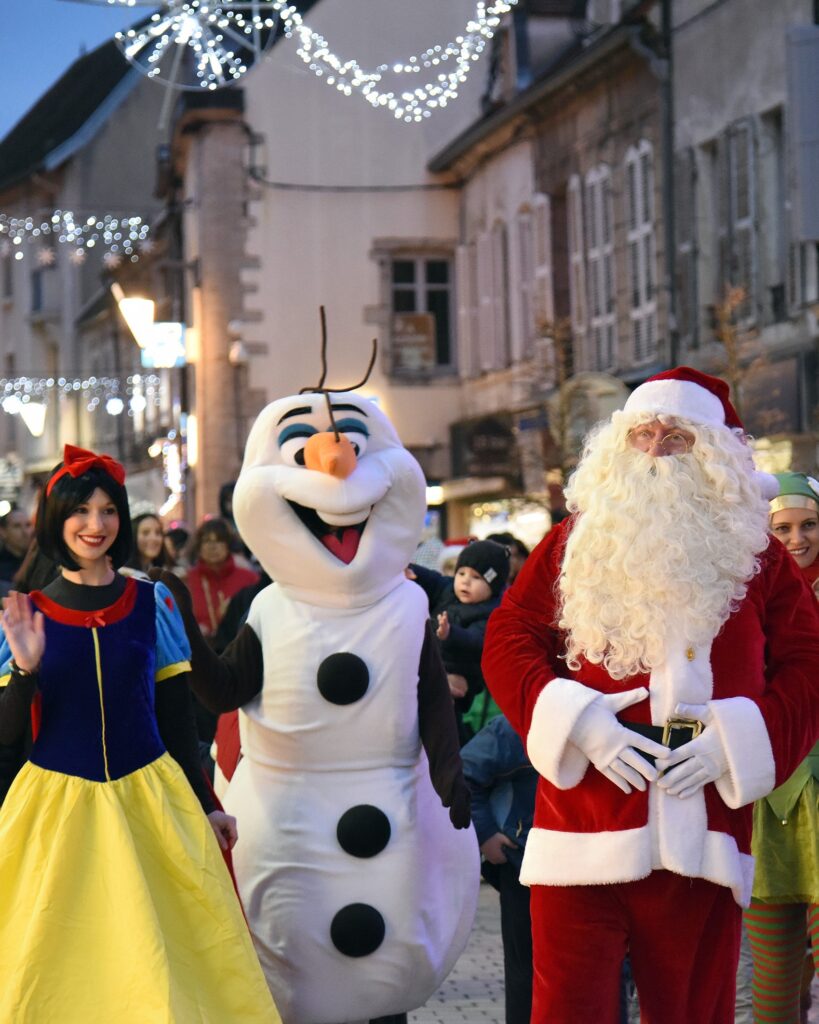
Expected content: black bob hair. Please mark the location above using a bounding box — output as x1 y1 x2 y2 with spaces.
36 463 132 571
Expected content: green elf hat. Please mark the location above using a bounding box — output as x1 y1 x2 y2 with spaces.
769 472 819 517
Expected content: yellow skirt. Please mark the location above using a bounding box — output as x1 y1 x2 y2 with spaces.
0 754 280 1024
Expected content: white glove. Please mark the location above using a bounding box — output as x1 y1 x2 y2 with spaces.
570 688 668 794
656 703 729 799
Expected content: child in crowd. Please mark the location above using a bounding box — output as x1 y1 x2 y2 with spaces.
409 539 509 742
466 533 532 738
461 714 538 1024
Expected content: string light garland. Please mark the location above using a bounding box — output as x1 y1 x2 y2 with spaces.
64 0 518 121
0 211 151 264
0 374 162 416
285 0 519 123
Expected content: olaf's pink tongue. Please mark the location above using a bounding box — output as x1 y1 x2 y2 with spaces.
320 527 361 564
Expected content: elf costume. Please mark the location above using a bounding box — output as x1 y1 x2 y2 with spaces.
744 471 819 1023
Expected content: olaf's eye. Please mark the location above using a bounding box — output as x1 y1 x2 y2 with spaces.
334 418 369 459
278 424 317 467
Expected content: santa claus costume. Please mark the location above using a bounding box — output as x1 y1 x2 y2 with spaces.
483 367 819 1024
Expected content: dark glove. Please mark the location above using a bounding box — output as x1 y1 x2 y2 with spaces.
149 568 195 623
444 778 472 829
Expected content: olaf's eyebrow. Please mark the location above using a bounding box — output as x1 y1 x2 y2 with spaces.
329 403 369 417
277 406 314 425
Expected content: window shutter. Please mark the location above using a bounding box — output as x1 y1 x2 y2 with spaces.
491 222 511 368
532 193 554 330
675 148 698 346
785 26 819 242
729 120 756 323
567 174 587 365
714 135 730 304
456 243 475 378
477 232 495 372
585 166 617 370
626 142 658 363
515 209 535 359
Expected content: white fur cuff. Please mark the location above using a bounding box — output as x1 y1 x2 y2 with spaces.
526 678 600 789
710 697 776 808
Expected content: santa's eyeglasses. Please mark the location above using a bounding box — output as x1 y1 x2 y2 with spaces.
627 428 694 455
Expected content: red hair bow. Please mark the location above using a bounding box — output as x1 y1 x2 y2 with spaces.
46 444 126 496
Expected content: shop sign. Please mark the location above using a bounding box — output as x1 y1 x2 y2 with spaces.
515 408 552 495
451 414 521 484
0 454 22 499
741 358 800 437
391 313 436 372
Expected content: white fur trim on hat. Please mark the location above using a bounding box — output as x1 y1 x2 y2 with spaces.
755 472 780 501
623 379 725 427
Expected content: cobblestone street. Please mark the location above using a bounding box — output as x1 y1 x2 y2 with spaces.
409 883 819 1024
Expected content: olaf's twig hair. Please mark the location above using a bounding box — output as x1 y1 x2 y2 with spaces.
299 309 379 444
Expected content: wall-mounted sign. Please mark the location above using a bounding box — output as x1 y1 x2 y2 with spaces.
451 413 521 486
140 322 186 368
392 313 436 372
741 357 800 437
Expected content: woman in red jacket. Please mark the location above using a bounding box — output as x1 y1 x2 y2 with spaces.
185 518 259 639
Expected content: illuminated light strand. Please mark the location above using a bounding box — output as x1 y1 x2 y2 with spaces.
0 374 163 416
67 0 518 119
285 0 519 122
0 211 150 263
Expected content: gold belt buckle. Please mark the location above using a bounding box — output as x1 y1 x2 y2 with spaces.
662 716 704 746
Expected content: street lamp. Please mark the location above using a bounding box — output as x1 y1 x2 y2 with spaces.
111 282 155 348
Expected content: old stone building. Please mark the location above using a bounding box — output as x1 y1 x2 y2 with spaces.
672 0 819 473
427 0 664 540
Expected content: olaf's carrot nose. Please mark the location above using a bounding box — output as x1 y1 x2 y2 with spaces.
304 432 357 479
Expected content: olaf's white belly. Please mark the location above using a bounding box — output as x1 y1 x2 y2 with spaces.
225 581 479 1024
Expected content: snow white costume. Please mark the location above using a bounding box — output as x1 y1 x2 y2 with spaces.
0 445 279 1023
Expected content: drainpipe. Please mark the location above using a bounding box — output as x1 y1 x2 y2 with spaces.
660 0 678 366
629 1 678 367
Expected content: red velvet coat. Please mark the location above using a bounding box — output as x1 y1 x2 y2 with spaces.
483 518 819 905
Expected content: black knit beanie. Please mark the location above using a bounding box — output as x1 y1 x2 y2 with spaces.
455 540 510 596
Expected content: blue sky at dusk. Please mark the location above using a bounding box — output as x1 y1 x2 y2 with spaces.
0 1 147 139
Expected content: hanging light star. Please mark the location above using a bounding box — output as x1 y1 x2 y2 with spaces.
36 247 57 267
100 1 282 93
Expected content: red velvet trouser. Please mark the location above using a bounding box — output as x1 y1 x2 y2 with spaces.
530 870 742 1024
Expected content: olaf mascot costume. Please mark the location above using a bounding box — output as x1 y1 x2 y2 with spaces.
163 386 479 1024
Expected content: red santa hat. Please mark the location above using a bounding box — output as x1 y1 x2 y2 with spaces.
623 366 780 499
623 366 743 430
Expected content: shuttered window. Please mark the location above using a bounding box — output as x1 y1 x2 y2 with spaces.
714 121 757 324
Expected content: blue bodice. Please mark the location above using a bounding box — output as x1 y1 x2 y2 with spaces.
29 580 167 782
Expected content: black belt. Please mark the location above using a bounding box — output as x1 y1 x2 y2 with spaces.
622 717 703 768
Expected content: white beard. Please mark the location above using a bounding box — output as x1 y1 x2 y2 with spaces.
559 419 770 680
